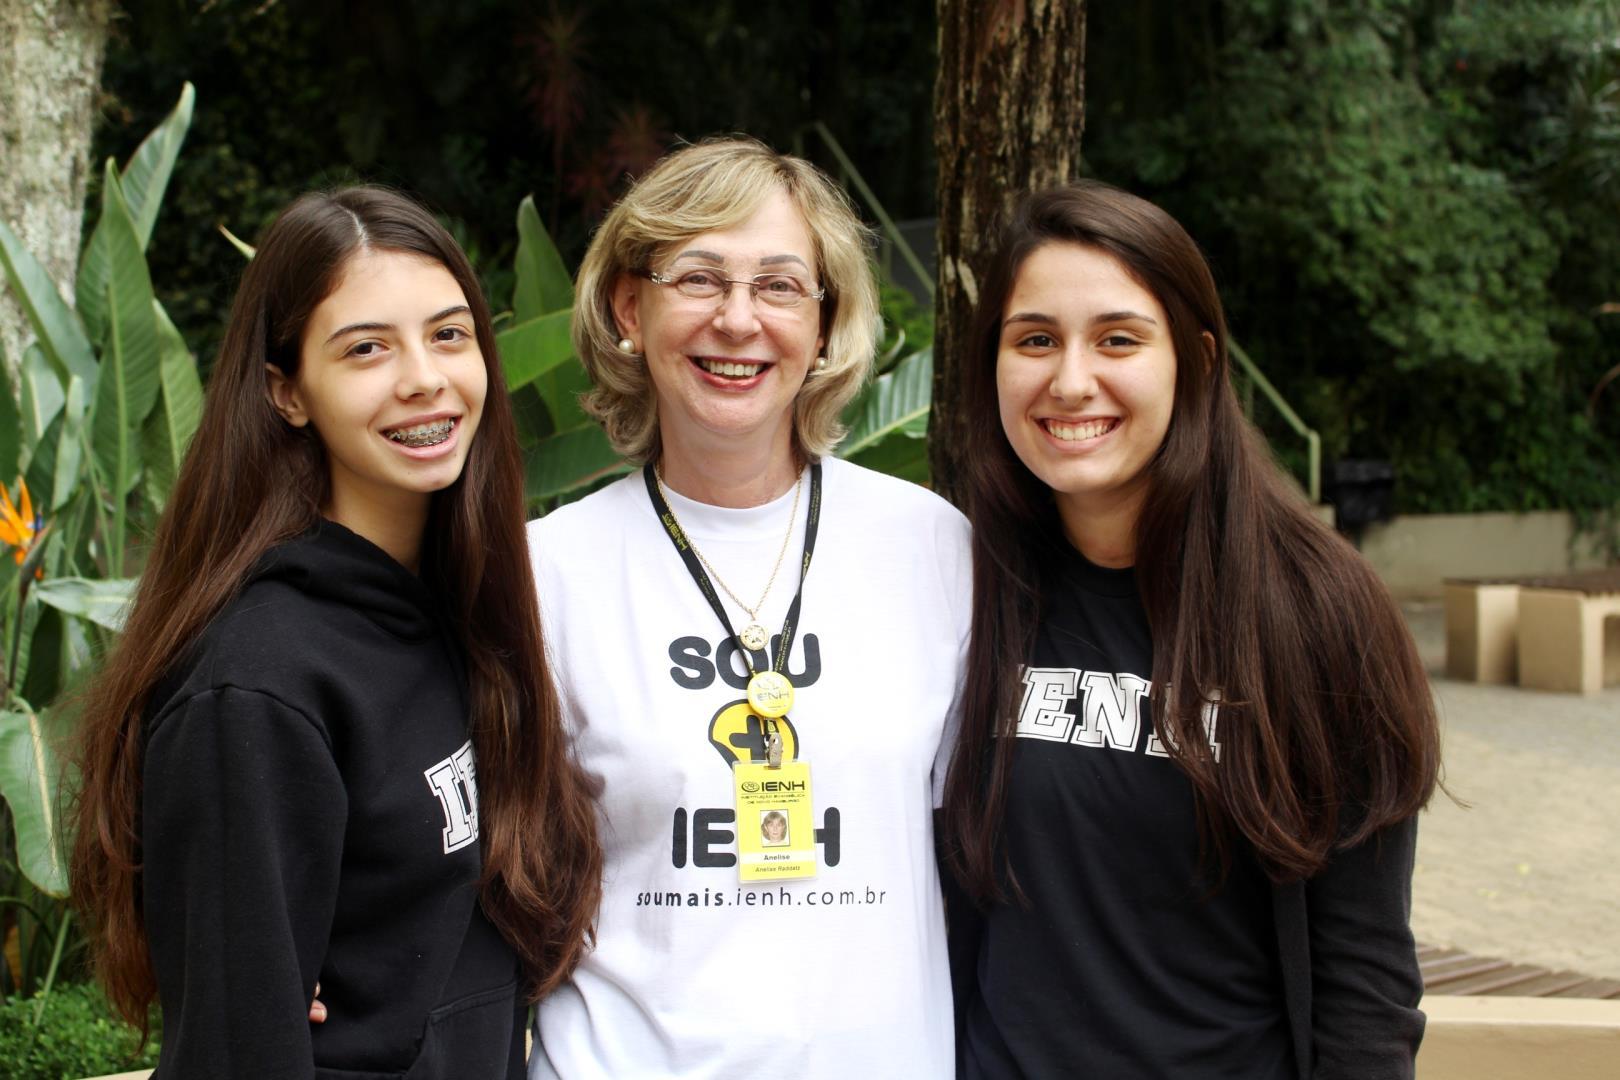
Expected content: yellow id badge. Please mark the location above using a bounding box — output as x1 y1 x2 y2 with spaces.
733 760 817 882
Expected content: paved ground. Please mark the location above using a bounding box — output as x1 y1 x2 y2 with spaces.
1403 602 1620 980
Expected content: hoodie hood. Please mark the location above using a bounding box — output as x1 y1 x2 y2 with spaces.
251 519 441 641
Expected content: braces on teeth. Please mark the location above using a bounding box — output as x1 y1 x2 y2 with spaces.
388 418 455 447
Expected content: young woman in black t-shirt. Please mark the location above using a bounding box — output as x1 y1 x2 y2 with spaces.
941 182 1441 1079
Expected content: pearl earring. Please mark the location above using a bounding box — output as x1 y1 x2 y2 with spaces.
618 338 636 354
815 356 829 371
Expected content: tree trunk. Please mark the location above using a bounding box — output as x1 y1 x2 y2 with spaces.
931 0 1086 504
0 0 112 379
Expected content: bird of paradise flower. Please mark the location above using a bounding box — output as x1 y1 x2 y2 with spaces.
0 479 52 700
0 480 44 574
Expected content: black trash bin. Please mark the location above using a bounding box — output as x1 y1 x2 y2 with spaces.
1324 459 1395 544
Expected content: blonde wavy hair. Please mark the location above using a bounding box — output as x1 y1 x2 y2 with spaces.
572 136 881 463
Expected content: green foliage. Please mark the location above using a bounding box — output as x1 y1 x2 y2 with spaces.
78 84 196 349
1086 0 1620 520
876 279 933 372
0 92 197 1044
0 347 18 488
96 0 939 366
0 982 160 1079
0 227 97 391
0 709 71 896
499 204 629 510
513 195 575 321
842 346 932 484
0 775 83 1008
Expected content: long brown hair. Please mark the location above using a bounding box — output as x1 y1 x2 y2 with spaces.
942 182 1440 903
70 186 601 1029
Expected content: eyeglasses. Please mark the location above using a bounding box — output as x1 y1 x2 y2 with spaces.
641 267 826 309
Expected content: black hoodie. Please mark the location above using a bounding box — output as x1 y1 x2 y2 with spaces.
141 520 526 1079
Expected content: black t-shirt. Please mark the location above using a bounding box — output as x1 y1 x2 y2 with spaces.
961 549 1295 1079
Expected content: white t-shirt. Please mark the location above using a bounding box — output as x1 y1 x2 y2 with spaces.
527 456 971 1079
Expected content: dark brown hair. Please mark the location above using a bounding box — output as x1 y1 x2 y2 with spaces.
941 181 1440 902
69 186 601 1029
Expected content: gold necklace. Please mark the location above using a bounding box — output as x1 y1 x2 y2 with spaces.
655 466 803 651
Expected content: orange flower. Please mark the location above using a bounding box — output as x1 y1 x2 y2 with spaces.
0 479 43 567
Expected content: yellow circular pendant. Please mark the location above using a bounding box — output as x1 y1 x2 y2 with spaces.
739 623 769 651
746 670 795 718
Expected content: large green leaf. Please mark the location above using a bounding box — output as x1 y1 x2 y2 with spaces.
0 338 17 486
122 82 195 248
497 309 575 390
512 195 574 321
76 82 195 344
0 708 69 896
141 301 204 510
8 574 44 698
20 607 65 708
535 358 594 433
509 382 554 448
848 426 930 485
839 345 933 457
23 414 62 516
19 344 64 455
0 219 96 391
22 376 86 516
0 530 16 607
524 425 628 506
50 376 88 513
91 164 163 505
33 576 138 631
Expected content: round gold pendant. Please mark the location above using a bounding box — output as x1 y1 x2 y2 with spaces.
739 623 769 651
746 670 795 718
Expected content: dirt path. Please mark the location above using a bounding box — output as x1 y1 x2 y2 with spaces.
1404 603 1620 980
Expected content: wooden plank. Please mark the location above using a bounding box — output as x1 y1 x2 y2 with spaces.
1418 942 1620 999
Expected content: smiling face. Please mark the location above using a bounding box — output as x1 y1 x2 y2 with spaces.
269 248 487 552
610 187 825 474
996 242 1177 550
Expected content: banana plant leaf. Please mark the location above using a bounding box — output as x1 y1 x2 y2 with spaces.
33 576 138 632
76 82 195 346
0 220 96 392
497 309 575 391
0 339 17 485
21 608 65 708
19 344 64 455
512 195 574 321
8 574 45 700
839 345 932 457
0 532 15 606
848 425 930 485
524 425 628 506
21 376 86 516
23 414 62 518
0 707 69 896
51 376 88 513
534 359 593 434
141 301 205 510
91 164 163 510
509 383 555 447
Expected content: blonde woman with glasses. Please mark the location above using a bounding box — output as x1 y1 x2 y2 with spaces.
526 138 969 1077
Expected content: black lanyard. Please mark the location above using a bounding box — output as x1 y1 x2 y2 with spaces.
643 461 822 677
